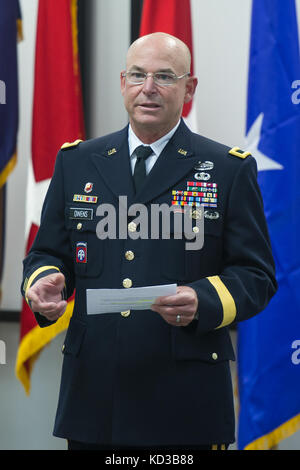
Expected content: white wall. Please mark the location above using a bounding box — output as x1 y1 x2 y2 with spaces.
87 0 130 138
191 0 252 146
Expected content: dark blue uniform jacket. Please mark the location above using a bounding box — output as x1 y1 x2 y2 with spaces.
21 120 277 446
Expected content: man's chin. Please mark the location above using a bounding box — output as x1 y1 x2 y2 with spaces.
133 113 163 128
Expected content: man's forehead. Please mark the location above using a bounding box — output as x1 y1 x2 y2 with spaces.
126 43 188 72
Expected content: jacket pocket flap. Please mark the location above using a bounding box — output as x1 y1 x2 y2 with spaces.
172 324 235 363
65 203 96 232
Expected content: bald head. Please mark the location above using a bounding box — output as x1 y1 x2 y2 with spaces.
126 32 191 74
121 31 197 143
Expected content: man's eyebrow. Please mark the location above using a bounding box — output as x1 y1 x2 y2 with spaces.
128 65 145 72
128 65 175 74
155 68 175 74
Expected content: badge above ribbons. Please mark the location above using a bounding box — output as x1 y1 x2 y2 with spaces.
84 182 93 194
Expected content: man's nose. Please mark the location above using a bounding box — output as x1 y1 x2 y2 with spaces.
141 74 157 94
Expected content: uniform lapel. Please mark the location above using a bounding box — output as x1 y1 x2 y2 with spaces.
90 126 135 205
90 121 212 207
134 120 200 205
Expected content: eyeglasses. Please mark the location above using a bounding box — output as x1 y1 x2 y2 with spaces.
121 71 190 86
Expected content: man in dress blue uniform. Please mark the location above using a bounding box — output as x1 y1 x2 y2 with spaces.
22 33 277 450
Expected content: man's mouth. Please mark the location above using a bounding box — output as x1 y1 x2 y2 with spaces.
138 103 161 109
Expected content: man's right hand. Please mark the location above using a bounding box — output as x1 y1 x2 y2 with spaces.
26 272 67 322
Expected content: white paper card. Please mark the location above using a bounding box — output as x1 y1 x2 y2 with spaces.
86 284 177 315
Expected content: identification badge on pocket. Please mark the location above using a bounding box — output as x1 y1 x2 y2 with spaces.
70 207 94 220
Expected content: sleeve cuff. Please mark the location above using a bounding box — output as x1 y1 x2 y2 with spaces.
189 275 237 332
24 265 61 305
207 275 237 328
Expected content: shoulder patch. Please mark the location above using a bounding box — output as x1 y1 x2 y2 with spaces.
228 146 251 159
61 139 83 151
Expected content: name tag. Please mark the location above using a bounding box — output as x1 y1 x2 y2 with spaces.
69 207 94 220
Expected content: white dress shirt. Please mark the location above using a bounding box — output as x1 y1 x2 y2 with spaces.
128 120 181 175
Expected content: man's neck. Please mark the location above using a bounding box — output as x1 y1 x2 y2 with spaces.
129 121 181 144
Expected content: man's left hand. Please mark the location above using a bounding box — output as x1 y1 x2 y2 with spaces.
151 285 198 327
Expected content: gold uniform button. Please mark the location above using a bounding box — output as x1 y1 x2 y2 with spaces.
193 226 200 233
62 344 65 353
77 223 82 230
121 310 131 318
122 278 132 288
212 352 218 360
125 250 135 261
128 221 137 232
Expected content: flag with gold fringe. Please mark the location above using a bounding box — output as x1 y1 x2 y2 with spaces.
15 0 85 394
0 0 22 300
237 0 300 450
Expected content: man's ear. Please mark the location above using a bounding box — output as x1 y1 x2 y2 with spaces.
184 76 198 103
120 71 126 96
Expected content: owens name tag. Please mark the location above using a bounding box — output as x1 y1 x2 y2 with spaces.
70 207 94 220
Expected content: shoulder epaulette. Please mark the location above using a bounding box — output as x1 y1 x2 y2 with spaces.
61 139 83 151
228 146 251 159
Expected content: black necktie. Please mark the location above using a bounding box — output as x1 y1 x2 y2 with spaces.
133 145 153 193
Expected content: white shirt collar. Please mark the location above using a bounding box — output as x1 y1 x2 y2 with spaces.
128 120 181 158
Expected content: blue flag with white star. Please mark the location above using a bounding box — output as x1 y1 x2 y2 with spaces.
237 0 300 450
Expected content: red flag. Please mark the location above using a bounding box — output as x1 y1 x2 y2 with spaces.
139 0 194 118
16 0 85 394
